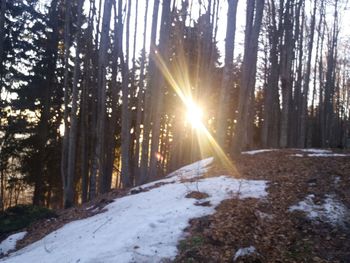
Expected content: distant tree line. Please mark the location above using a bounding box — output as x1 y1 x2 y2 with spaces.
0 0 349 209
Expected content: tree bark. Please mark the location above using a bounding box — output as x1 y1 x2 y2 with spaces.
64 0 84 208
299 0 316 148
216 0 239 151
139 0 160 184
90 0 113 198
232 0 265 154
120 0 132 187
134 0 148 185
148 0 171 180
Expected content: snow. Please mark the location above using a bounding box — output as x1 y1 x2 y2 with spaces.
291 153 350 157
291 154 304 157
132 157 214 190
291 149 350 157
241 149 276 155
241 148 350 157
1 159 268 263
289 194 349 226
233 246 258 261
307 153 349 157
0 232 27 256
300 149 332 154
166 157 214 178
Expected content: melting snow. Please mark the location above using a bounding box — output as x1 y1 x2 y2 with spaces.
134 157 214 190
233 246 258 261
291 149 350 157
0 232 27 256
1 159 268 263
241 149 276 155
289 194 348 226
307 153 349 157
300 149 332 154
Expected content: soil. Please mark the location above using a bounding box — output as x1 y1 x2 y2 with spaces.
174 149 350 263
3 149 350 263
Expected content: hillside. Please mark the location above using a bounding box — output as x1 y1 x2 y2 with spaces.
1 149 350 262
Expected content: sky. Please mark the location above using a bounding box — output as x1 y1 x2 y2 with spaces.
33 0 350 69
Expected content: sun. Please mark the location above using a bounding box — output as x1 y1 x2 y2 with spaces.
186 101 203 129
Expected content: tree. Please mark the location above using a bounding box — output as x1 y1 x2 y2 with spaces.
216 0 239 151
233 0 265 153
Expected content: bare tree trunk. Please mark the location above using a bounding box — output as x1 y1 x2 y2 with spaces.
323 0 339 147
299 0 316 148
61 0 71 206
232 0 265 154
102 2 121 194
33 0 59 206
139 0 160 184
279 0 294 148
80 75 89 203
262 0 280 148
216 0 239 150
64 0 84 208
134 0 149 185
0 0 6 74
90 0 113 197
291 0 304 147
120 0 132 187
148 0 171 180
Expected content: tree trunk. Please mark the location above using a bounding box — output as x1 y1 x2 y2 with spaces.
232 0 265 154
120 0 132 187
139 0 160 184
64 0 84 208
61 0 71 207
148 0 171 180
0 0 6 75
90 0 113 197
299 0 316 148
134 0 149 185
216 0 239 150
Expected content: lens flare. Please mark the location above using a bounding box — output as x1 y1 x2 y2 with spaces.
186 102 203 129
152 49 238 175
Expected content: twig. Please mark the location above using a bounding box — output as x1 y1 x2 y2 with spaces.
93 217 112 234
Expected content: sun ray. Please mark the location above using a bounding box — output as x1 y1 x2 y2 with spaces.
152 51 238 175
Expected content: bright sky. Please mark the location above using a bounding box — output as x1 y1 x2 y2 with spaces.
34 0 350 69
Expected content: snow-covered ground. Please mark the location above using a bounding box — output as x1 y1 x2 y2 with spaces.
0 232 27 256
289 194 349 226
233 246 258 261
241 149 276 155
299 149 332 154
241 148 350 157
1 159 268 263
134 157 214 190
290 148 350 157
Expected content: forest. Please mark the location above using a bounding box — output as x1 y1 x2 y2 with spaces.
0 0 349 210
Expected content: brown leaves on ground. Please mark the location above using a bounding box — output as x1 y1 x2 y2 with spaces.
175 149 350 263
185 191 210 200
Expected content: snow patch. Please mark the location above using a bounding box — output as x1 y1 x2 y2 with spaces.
0 232 27 256
1 161 267 263
289 194 348 226
291 150 350 157
241 149 276 155
233 246 258 261
300 148 332 154
290 153 304 157
334 176 341 185
132 157 214 191
307 153 349 157
166 157 214 178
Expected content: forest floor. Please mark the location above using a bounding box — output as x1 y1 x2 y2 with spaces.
1 149 350 262
175 149 350 263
